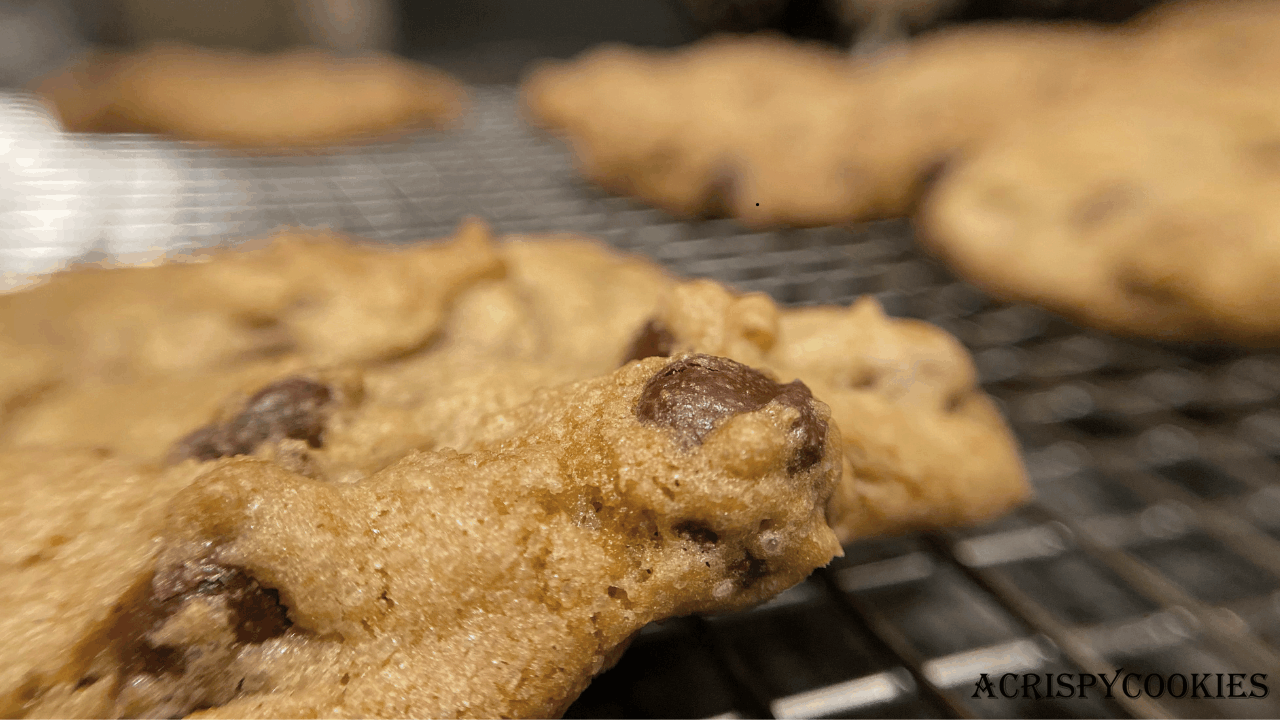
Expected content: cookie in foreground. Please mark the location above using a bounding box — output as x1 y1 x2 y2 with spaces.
2 355 843 718
0 219 1029 544
620 278 1029 539
34 43 469 148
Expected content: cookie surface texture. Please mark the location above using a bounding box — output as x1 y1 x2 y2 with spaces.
5 357 843 718
619 279 1029 539
1 219 1031 717
0 221 1028 541
0 221 499 387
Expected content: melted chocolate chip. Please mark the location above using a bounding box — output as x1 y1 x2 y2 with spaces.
154 561 293 645
673 520 719 547
66 556 292 719
223 378 332 454
622 319 676 364
776 382 826 475
169 425 225 463
169 377 333 463
700 166 738 218
635 355 827 473
101 561 291 696
106 583 189 681
731 552 769 590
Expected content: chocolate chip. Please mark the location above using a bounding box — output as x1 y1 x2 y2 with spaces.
90 559 291 718
223 378 332 455
169 425 225 463
154 561 292 645
673 520 719 547
1070 184 1137 230
104 580 191 681
622 319 676 364
168 377 334 463
104 560 292 677
73 675 98 690
731 552 769 589
776 382 826 475
700 166 737 218
635 355 827 473
146 561 291 648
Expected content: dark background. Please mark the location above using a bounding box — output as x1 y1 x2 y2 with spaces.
0 0 1166 88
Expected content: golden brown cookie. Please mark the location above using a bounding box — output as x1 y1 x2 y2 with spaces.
838 23 1117 216
521 26 1117 227
919 94 1280 345
617 279 1029 539
0 218 1028 717
0 220 1028 541
522 35 869 227
35 43 468 147
0 227 671 472
0 448 208 717
6 355 843 718
0 222 500 388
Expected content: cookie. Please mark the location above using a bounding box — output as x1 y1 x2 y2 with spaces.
5 355 844 718
522 35 868 227
0 221 500 390
920 94 1280 345
0 229 670 471
0 219 1028 543
521 26 1115 227
1124 0 1280 114
35 43 468 147
620 279 1029 539
1 359 311 462
29 49 126 135
0 448 209 717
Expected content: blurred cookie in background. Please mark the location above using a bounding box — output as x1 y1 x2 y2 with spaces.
525 0 1280 237
917 0 1280 345
919 93 1280 346
34 43 469 147
522 24 1117 227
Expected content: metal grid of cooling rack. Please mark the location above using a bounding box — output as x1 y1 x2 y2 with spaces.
6 86 1280 719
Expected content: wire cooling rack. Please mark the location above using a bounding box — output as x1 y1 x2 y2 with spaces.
5 86 1280 719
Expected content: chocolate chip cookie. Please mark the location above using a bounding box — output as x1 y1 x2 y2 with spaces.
0 221 499 387
920 93 1280 344
522 35 870 227
36 43 469 148
521 26 1115 227
1 218 1029 717
620 279 1028 539
917 2 1280 344
5 356 843 718
2 219 1027 542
